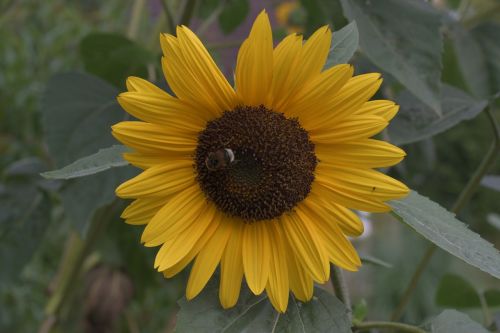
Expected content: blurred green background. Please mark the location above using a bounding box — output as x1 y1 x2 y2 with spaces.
1 0 499 332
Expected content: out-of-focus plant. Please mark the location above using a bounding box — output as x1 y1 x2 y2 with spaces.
1 0 499 332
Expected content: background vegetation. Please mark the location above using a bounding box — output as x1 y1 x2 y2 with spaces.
1 0 499 332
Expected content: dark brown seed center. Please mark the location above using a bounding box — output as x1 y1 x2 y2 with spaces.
194 105 317 221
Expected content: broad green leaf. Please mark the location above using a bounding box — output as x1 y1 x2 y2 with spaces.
41 145 129 180
325 21 358 68
450 23 491 98
481 175 500 192
80 32 155 88
388 85 487 145
218 0 249 34
435 274 481 308
0 158 51 286
427 310 488 333
41 72 134 233
340 0 443 114
390 191 500 279
360 254 392 268
176 282 351 333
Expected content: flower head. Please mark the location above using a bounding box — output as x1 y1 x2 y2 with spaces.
112 10 408 313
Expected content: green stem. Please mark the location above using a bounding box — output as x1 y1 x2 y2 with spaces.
331 265 352 321
353 321 427 333
391 107 500 321
127 0 146 39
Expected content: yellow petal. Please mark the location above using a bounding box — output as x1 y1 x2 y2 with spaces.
162 211 221 278
284 233 314 302
315 166 409 212
310 115 388 143
176 26 239 111
320 200 363 237
354 100 399 121
281 213 329 282
307 73 382 130
117 92 208 131
126 76 167 94
186 217 232 299
219 220 244 309
286 64 353 118
300 200 361 270
265 222 289 313
270 33 303 110
315 180 390 212
242 221 271 294
154 204 217 271
121 196 170 225
115 160 194 198
160 34 221 117
276 26 333 112
112 121 196 154
141 184 207 246
316 139 406 168
235 10 273 106
319 165 410 201
123 151 172 170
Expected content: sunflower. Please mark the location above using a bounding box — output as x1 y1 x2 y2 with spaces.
112 10 408 313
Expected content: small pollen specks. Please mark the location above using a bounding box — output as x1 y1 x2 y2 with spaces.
194 105 317 222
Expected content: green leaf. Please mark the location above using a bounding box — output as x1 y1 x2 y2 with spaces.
218 0 249 34
176 282 351 333
80 32 155 88
41 72 134 233
41 145 129 180
390 191 500 279
435 274 481 308
481 175 500 192
325 21 359 68
359 254 392 268
0 158 51 286
427 309 488 333
340 0 443 114
388 85 487 145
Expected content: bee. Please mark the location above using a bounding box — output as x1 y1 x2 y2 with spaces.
205 148 235 171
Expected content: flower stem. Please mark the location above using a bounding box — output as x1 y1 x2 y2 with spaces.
353 321 427 333
391 107 500 321
331 265 352 321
